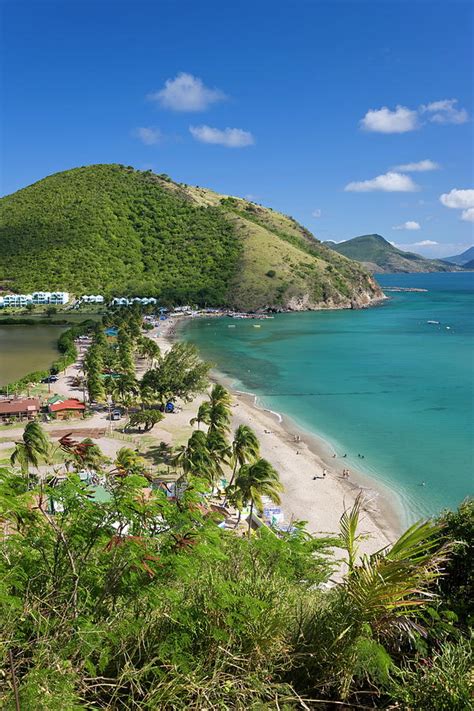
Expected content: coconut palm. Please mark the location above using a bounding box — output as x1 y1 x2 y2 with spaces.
189 401 211 430
10 421 51 482
207 384 232 434
171 430 215 485
228 458 283 537
224 425 260 502
139 383 157 410
205 429 231 486
113 447 148 478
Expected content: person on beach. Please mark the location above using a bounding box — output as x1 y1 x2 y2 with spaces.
322 468 327 478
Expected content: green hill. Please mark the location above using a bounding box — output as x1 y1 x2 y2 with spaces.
325 234 459 273
0 164 382 310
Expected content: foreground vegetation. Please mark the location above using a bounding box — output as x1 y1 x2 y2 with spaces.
0 164 381 310
1 415 472 707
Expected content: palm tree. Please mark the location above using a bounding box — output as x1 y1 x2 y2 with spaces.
113 447 148 478
189 401 211 429
205 429 231 486
110 375 140 422
171 430 215 485
339 495 450 642
228 458 283 537
10 421 51 482
225 425 260 502
207 384 232 434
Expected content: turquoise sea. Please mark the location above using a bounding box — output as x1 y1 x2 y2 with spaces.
183 273 474 523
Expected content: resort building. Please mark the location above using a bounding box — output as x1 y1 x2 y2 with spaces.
110 297 157 306
0 397 41 421
48 398 86 419
0 291 69 308
80 295 104 303
32 291 69 305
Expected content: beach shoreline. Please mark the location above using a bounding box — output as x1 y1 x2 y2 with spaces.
154 315 403 555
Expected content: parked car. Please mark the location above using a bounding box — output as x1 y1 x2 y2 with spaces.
42 375 59 383
110 410 122 421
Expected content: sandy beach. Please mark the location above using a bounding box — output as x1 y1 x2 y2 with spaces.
153 316 402 556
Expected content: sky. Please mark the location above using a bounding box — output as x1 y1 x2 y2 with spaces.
2 0 473 258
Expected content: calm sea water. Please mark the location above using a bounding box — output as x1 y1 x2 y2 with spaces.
183 273 474 521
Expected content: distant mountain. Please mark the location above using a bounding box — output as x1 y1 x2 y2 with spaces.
0 164 383 311
325 234 459 274
442 246 474 266
462 258 474 270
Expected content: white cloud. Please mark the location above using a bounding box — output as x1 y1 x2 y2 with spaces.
189 125 255 148
312 209 322 218
148 72 226 111
392 221 421 231
440 188 474 210
345 171 419 193
133 127 164 145
360 99 468 133
393 239 438 249
421 99 469 125
462 208 474 222
393 159 439 172
360 105 419 133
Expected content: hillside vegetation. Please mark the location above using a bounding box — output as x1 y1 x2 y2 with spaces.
0 164 382 310
326 234 460 274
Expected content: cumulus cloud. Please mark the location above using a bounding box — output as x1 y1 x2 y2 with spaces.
345 172 419 193
133 127 164 145
393 159 439 172
392 221 421 230
439 189 474 223
421 99 469 125
189 125 255 147
148 72 226 111
312 209 322 218
360 99 468 133
440 188 474 210
360 105 418 133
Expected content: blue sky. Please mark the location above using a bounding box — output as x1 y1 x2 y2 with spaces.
2 0 473 257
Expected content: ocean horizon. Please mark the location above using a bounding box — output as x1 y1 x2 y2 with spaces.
183 272 474 523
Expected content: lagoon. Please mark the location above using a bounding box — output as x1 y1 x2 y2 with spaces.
183 272 474 522
0 324 65 385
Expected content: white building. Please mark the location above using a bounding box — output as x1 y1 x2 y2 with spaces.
32 291 69 305
110 297 157 306
80 295 104 304
0 291 69 308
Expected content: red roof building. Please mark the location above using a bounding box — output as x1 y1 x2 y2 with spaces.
49 398 86 419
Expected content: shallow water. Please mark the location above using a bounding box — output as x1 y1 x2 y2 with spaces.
0 325 65 385
183 273 474 521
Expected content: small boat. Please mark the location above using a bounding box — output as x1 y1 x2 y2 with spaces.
228 325 236 328
427 320 440 325
253 324 261 328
